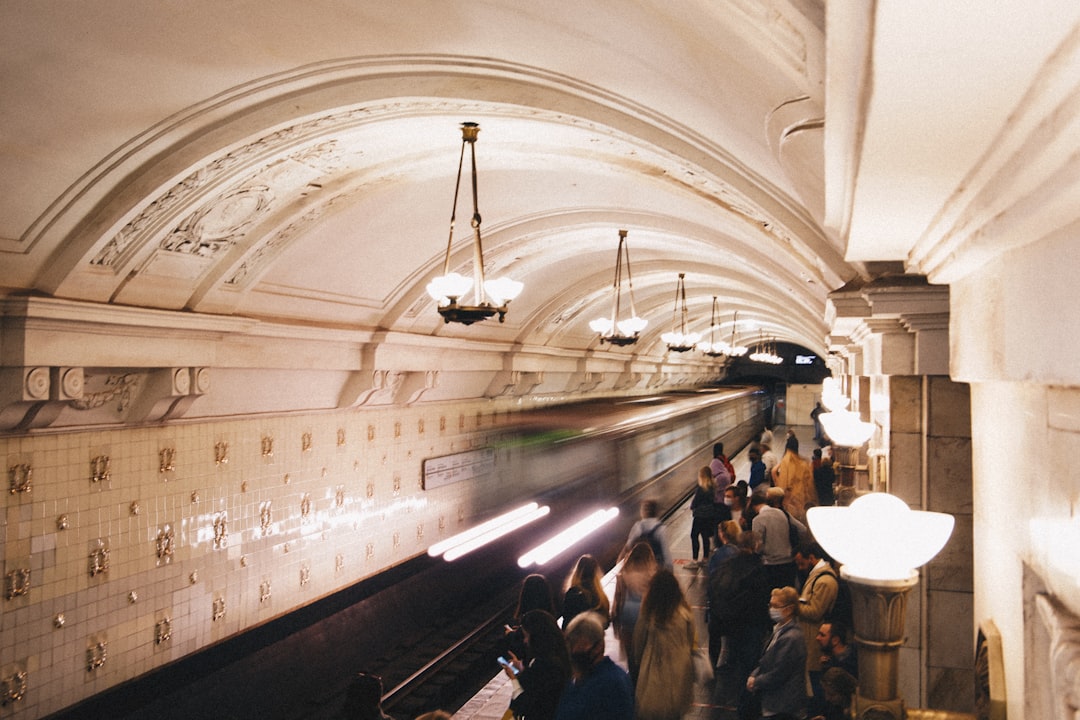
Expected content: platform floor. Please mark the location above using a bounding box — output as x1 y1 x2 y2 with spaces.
452 428 811 720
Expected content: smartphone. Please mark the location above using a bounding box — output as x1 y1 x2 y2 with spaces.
497 656 519 675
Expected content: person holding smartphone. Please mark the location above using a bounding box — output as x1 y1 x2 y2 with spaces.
501 610 571 720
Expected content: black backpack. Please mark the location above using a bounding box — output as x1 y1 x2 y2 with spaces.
812 566 853 626
640 523 665 566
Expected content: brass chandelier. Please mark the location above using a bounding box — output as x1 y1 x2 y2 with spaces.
589 229 647 346
426 122 523 324
660 273 701 352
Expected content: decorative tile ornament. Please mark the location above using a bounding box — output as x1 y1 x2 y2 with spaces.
214 441 229 465
88 541 109 578
259 579 271 603
261 435 274 459
54 614 66 629
57 514 69 531
86 639 107 671
8 464 31 495
4 569 30 600
301 432 312 453
155 616 172 645
156 524 174 562
158 447 176 474
299 564 310 587
300 493 311 521
90 455 111 485
213 513 228 550
260 502 272 536
129 501 140 516
0 668 27 707
212 596 225 621
335 486 345 509
337 428 346 447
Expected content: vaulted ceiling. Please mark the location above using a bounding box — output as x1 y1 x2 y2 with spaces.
2 1 1076 417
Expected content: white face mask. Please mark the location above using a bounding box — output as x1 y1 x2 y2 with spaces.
723 497 734 506
769 607 785 622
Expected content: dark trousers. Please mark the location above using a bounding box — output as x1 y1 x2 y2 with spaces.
690 517 716 560
763 561 797 591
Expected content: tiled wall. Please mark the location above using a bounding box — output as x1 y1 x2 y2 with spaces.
0 400 518 718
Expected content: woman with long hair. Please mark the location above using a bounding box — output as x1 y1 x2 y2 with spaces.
689 465 722 568
611 541 658 677
631 569 696 720
502 609 572 720
505 573 556 661
561 554 610 628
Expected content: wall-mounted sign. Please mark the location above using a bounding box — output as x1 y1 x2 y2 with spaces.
422 448 495 490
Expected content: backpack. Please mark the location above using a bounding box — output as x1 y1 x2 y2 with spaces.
811 566 853 626
640 523 665 566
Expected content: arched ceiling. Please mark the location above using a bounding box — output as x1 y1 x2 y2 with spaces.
1 1 853 356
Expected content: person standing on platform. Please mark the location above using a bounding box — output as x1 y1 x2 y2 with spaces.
708 531 772 692
817 621 859 680
561 555 610 629
725 484 749 531
794 543 839 703
505 573 556 662
710 442 736 494
555 612 634 720
812 448 836 508
760 440 780 487
631 569 697 720
690 466 726 568
750 491 804 590
746 586 808 720
612 541 658 679
773 434 818 524
748 445 770 492
624 499 673 570
503 609 572 720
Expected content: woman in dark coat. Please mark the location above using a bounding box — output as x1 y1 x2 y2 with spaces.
503 609 572 720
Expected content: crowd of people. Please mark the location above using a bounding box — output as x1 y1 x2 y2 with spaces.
347 425 858 720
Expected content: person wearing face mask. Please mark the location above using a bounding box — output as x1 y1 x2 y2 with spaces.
553 612 634 720
746 586 808 720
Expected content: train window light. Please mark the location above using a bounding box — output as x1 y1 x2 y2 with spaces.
517 507 620 567
429 502 549 560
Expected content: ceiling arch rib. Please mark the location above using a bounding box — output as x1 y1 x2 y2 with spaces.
22 55 853 378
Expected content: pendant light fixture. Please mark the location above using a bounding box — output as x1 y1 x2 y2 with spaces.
697 296 727 357
589 229 647 346
726 311 748 357
661 273 701 352
426 122 523 324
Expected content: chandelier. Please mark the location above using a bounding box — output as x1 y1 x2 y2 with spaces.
660 273 701 352
697 296 726 357
697 307 747 357
749 331 783 364
426 122 523 324
589 229 647 346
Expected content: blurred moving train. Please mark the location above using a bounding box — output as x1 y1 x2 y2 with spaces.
59 385 768 720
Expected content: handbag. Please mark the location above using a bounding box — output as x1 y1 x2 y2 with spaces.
692 645 714 684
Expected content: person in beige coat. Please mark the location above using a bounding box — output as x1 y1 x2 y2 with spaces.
772 434 818 524
795 543 839 676
631 569 696 720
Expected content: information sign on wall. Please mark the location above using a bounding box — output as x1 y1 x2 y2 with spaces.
422 448 495 490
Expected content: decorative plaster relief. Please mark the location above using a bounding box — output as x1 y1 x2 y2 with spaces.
214 441 229 465
213 513 228 550
1036 593 1080 719
86 637 107 672
212 596 225 622
155 616 172 645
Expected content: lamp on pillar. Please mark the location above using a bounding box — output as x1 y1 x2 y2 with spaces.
819 377 875 487
807 493 954 720
426 122 523 324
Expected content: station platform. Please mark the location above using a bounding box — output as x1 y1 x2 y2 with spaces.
453 429 808 720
